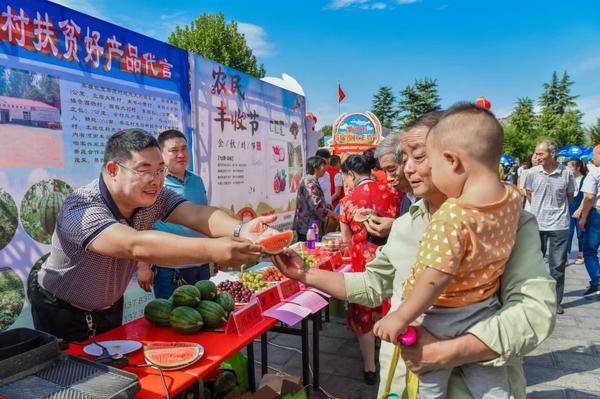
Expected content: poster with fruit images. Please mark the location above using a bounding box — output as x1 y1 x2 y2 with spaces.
191 55 306 230
0 0 191 331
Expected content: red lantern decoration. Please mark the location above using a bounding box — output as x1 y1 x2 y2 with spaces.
474 96 491 110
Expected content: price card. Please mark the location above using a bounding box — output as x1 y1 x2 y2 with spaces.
256 284 282 311
232 300 264 336
331 252 343 268
317 259 333 271
278 279 301 299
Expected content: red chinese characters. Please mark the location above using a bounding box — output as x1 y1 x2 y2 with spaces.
0 4 174 80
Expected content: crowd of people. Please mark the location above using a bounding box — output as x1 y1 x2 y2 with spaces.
283 101 599 397
27 101 600 398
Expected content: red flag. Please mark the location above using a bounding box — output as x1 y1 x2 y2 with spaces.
338 84 346 103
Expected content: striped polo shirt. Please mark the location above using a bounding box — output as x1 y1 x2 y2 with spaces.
37 175 187 311
524 164 575 231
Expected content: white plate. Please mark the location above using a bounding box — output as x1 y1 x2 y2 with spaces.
83 340 142 357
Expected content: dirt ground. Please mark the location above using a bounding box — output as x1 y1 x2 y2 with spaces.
0 124 64 168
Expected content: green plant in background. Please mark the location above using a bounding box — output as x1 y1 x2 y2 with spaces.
0 268 25 331
20 179 72 245
0 188 18 250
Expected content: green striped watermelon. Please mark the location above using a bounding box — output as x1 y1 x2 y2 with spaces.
144 298 173 326
195 280 217 300
197 300 227 328
38 191 66 236
172 285 201 307
169 306 203 334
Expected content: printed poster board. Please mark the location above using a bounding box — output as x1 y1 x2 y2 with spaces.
0 0 192 331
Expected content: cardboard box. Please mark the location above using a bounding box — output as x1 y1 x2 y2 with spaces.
240 375 307 399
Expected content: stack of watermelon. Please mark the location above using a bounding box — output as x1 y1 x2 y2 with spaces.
144 280 234 335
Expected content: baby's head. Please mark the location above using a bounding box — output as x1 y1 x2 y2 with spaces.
426 102 504 198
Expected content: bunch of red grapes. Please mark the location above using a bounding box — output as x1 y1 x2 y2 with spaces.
217 280 253 303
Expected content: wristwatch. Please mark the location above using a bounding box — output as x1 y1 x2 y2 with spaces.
233 223 243 238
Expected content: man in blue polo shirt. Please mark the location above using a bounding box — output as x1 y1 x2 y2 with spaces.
137 129 212 298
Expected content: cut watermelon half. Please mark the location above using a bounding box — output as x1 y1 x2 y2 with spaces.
144 341 204 370
353 208 373 223
258 230 294 255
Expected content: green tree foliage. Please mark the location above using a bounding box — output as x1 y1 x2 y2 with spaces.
0 68 59 106
397 78 441 128
371 86 396 129
587 117 600 146
318 124 332 147
537 71 580 145
503 97 538 160
168 12 266 78
555 109 584 147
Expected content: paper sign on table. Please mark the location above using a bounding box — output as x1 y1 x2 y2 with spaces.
316 259 333 271
285 290 328 314
232 300 264 336
262 302 311 326
256 285 282 311
279 279 301 299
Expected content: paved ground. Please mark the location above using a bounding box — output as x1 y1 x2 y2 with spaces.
248 260 600 398
0 124 64 168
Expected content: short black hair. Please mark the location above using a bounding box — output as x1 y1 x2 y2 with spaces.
306 156 326 175
157 129 187 148
103 129 159 165
341 151 378 175
330 155 341 167
315 149 331 159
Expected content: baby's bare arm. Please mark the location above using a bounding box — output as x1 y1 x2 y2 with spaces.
374 267 453 342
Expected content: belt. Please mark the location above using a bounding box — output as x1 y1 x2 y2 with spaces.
37 283 111 312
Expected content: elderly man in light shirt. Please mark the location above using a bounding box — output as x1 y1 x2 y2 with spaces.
272 112 556 398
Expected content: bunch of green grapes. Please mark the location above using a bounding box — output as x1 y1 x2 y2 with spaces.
296 250 318 268
241 270 268 292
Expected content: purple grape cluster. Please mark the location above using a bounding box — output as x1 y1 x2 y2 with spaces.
218 280 253 303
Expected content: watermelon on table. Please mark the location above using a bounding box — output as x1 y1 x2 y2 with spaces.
197 300 228 328
144 341 204 369
172 285 201 307
169 306 203 334
144 298 173 326
195 280 217 300
258 230 294 255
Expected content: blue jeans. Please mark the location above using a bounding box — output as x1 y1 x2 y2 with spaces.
582 209 600 286
539 230 568 304
153 265 210 299
567 216 584 256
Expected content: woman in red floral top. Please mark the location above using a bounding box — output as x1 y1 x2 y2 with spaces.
339 151 399 385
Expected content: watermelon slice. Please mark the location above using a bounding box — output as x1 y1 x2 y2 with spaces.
258 230 294 255
354 208 373 223
144 342 204 369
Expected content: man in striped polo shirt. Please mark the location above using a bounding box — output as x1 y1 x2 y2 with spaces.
525 138 575 314
29 129 275 341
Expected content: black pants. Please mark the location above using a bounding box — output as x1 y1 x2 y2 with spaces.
539 230 568 304
28 274 124 342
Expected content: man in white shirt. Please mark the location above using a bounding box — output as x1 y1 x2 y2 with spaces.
316 149 334 206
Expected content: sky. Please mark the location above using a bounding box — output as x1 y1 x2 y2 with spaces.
51 0 600 129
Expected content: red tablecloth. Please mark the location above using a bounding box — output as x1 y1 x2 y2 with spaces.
66 316 277 399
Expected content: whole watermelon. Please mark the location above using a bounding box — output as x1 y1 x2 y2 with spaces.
172 285 201 307
195 280 217 300
38 191 66 236
197 300 227 328
144 298 173 326
170 306 203 334
215 292 234 314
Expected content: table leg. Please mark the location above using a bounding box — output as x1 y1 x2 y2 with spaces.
312 311 320 391
246 341 256 392
325 299 330 323
261 333 268 376
301 318 310 388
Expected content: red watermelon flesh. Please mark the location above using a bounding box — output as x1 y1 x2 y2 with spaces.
258 230 294 255
144 342 202 369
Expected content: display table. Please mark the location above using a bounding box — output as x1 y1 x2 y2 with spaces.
67 316 277 399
